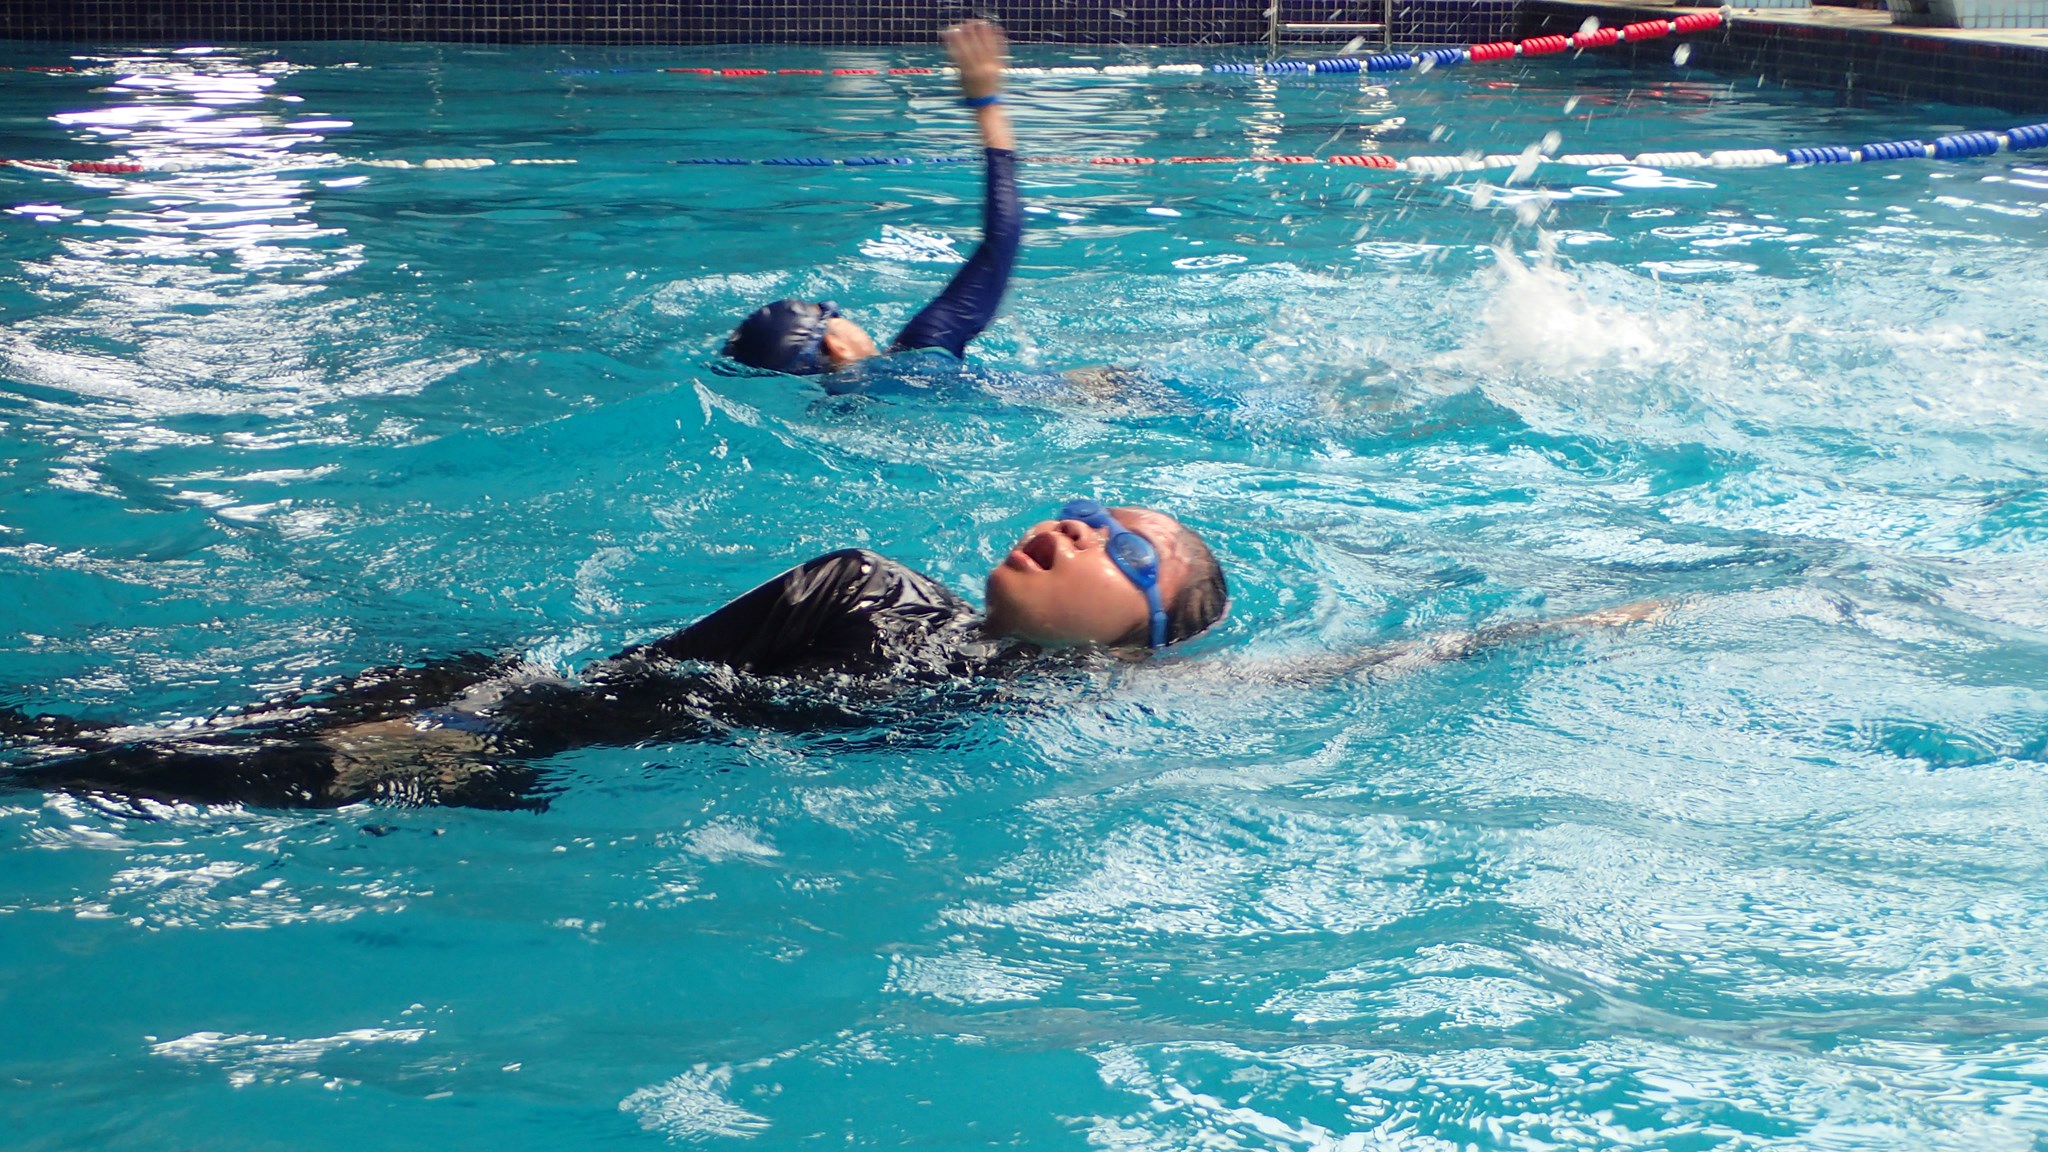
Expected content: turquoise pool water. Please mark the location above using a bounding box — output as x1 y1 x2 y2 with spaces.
3 39 2047 1150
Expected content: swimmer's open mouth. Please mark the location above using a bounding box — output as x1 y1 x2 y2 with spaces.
1010 532 1060 571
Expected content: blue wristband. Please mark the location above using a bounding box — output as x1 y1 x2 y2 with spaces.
963 94 1001 108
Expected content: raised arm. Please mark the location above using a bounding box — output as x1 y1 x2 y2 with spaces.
889 21 1021 359
949 20 1013 153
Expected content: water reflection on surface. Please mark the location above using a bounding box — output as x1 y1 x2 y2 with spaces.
1 44 2047 1152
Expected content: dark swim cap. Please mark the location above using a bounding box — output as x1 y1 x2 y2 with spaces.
723 299 840 375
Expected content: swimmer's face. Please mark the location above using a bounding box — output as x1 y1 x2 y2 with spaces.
821 315 879 369
983 506 1189 648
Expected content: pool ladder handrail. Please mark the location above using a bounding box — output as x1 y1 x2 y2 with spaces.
1266 0 1394 56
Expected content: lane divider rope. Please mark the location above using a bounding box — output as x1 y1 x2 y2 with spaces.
0 16 1725 84
12 120 2046 181
603 13 1729 80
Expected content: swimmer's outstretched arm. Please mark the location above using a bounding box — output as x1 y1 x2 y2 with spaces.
1222 601 1670 688
888 21 1021 359
947 20 1014 153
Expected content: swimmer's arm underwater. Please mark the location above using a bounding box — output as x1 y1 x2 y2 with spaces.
888 21 1021 360
1222 601 1670 688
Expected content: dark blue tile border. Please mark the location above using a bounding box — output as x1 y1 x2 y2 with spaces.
0 1 1268 45
1518 1 2048 112
0 0 1518 45
0 0 2044 112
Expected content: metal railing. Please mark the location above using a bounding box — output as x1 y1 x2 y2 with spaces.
1267 0 1394 54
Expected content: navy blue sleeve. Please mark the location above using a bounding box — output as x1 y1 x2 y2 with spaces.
888 148 1020 359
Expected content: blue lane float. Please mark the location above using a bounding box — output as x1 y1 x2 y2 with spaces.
2008 123 2048 150
41 113 2034 180
1786 145 1855 165
1933 131 2001 160
1859 139 1928 162
625 12 1723 81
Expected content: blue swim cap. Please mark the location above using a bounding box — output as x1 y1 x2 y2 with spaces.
724 299 840 375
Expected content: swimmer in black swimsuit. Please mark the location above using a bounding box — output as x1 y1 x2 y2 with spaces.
2 500 1223 810
722 21 1021 378
1 501 1662 811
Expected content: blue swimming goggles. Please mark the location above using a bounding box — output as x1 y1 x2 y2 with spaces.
1060 498 1168 649
782 300 843 376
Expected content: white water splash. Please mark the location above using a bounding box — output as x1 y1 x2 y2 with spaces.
681 817 781 863
150 1026 427 1089
858 224 965 265
620 1064 770 1141
1436 245 1670 378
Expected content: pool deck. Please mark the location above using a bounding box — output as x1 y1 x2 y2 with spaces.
1519 0 2048 111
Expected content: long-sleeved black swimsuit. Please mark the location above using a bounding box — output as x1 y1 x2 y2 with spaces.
4 551 1028 810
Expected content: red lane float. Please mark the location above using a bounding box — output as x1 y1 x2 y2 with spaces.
1329 154 1398 168
1091 156 1155 164
652 14 1726 84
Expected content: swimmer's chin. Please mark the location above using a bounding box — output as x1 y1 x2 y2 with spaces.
980 583 1044 646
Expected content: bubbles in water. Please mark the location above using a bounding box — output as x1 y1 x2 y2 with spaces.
1674 44 1693 66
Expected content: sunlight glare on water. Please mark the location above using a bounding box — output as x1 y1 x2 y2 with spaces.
1 40 2046 1151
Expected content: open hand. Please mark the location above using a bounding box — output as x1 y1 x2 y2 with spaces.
942 20 1007 102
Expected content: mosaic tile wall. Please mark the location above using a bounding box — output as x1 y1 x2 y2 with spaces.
1275 1 1517 44
0 0 1514 45
0 1 1235 43
1519 0 2048 111
1 0 2041 109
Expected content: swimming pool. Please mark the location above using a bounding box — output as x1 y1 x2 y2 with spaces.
3 37 2047 1149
